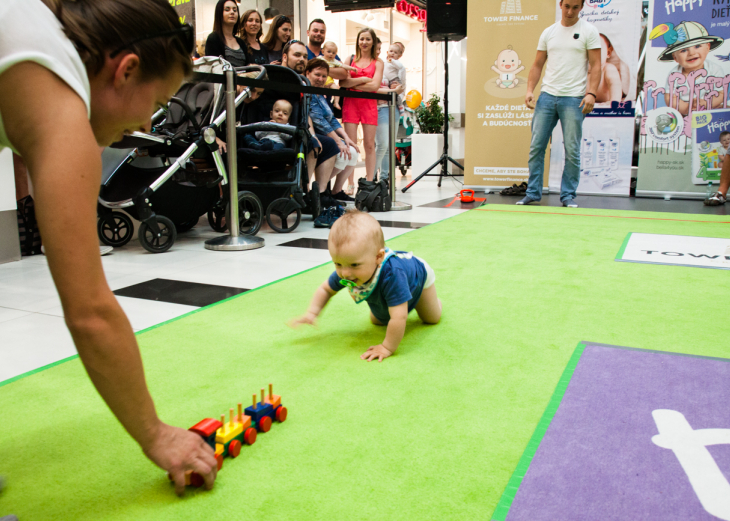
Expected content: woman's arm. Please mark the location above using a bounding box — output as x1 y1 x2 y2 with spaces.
0 63 217 495
354 60 384 93
205 32 224 57
338 76 369 89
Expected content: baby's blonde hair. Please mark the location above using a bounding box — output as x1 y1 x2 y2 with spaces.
323 41 338 52
329 209 385 252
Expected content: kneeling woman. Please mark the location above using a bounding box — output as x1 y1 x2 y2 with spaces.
0 0 217 495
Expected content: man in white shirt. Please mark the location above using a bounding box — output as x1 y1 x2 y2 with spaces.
517 0 601 208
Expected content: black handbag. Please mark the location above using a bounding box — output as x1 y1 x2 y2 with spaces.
355 178 392 212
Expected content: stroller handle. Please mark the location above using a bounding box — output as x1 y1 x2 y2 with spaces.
236 122 298 136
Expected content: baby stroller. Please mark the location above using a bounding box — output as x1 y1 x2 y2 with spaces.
234 65 316 233
395 107 416 176
97 58 267 252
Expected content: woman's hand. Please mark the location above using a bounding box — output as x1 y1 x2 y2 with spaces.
143 422 218 496
344 135 359 154
215 137 227 153
336 139 350 159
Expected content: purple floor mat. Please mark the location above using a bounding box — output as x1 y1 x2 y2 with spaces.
499 343 730 521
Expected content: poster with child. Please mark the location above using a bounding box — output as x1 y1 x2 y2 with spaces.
637 0 730 194
548 0 642 196
691 109 730 184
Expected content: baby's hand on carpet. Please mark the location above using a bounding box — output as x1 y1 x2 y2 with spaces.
143 422 217 496
288 312 317 328
361 344 393 362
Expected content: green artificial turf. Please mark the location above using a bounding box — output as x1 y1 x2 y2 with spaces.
1 206 729 520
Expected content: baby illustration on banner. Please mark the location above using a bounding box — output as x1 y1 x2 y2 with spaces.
491 46 525 89
650 21 727 116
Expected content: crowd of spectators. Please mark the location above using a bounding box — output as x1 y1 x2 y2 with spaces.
201 0 406 209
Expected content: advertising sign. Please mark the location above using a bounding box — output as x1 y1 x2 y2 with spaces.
615 232 730 269
637 0 730 195
691 108 730 184
464 0 555 187
548 0 642 196
170 0 194 28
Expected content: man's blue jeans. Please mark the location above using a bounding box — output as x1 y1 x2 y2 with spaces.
526 93 585 202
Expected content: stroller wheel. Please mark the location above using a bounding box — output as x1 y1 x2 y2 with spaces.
138 215 177 253
207 200 227 233
175 217 200 234
399 165 408 176
266 198 302 233
98 212 133 247
226 191 264 236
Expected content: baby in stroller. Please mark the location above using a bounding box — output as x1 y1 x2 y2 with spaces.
241 99 294 151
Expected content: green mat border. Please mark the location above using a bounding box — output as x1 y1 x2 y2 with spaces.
0 211 464 389
615 232 632 260
490 341 587 521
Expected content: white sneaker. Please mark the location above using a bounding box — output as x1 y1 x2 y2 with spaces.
562 198 578 208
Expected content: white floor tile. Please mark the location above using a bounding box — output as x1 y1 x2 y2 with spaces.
1 173 464 381
0 313 77 382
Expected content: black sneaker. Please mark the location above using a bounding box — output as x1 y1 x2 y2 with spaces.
332 190 354 202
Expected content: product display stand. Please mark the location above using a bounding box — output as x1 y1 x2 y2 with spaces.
205 67 265 251
402 37 464 193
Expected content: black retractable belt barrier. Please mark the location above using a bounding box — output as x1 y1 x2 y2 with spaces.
190 72 391 102
190 69 411 212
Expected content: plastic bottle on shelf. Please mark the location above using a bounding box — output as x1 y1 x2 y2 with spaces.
581 130 593 170
609 131 619 171
596 138 608 167
706 180 714 198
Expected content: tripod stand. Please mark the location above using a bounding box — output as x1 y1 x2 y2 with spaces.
402 36 464 193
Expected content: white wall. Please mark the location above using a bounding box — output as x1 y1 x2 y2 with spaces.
0 149 16 212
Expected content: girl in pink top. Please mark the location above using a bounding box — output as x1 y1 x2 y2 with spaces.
340 28 384 181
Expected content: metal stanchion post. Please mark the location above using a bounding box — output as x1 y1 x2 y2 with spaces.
388 92 412 211
205 68 265 251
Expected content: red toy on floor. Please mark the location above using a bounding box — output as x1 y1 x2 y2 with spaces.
169 383 287 487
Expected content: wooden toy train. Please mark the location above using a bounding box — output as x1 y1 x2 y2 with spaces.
173 383 287 487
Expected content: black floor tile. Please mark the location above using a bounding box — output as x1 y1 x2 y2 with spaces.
488 193 729 215
278 238 330 249
114 279 248 307
377 220 429 229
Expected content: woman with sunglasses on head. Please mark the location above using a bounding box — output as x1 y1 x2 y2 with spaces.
0 0 217 496
261 14 292 65
339 28 384 181
205 0 247 67
239 9 269 66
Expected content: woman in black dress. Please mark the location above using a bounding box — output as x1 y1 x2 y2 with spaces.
261 14 292 65
204 0 247 67
239 9 268 65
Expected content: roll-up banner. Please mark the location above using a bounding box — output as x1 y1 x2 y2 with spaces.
463 1 556 188
548 0 642 196
170 0 195 28
638 0 730 196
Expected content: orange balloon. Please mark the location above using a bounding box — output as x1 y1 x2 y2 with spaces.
406 90 422 109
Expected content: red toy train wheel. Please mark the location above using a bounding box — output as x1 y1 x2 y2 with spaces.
190 472 205 488
258 416 272 433
276 406 288 422
216 453 224 470
244 427 257 445
228 439 241 458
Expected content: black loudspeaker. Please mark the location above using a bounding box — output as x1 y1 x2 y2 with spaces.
426 0 467 42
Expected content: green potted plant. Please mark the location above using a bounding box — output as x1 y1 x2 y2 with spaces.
411 94 452 177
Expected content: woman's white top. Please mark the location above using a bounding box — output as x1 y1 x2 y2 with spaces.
0 0 90 153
